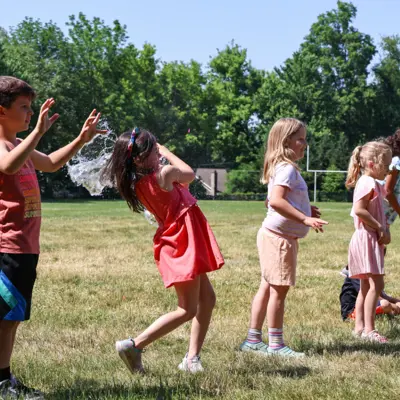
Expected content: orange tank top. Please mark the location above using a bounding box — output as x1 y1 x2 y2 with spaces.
0 154 41 254
135 172 197 229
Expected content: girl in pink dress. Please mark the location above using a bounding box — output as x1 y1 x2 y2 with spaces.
102 128 224 374
346 141 392 343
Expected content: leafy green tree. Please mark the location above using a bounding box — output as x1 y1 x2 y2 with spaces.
321 164 346 192
226 163 265 194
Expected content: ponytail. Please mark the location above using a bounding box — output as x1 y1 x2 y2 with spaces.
345 146 362 189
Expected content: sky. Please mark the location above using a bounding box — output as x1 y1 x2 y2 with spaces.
1 0 399 71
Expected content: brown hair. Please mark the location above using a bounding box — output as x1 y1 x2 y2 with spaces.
383 129 400 157
0 76 36 108
101 129 156 212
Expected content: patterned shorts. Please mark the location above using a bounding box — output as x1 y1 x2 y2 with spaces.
0 253 39 321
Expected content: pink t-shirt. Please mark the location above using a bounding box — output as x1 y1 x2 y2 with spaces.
350 175 386 232
262 162 311 238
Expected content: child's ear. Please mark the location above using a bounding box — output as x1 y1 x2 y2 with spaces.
0 105 6 117
368 161 374 169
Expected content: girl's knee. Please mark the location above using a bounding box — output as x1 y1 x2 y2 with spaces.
177 306 197 321
206 288 216 309
271 284 290 299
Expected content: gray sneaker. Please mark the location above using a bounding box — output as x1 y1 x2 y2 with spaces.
267 346 305 358
0 376 44 400
178 353 204 373
239 340 269 355
115 338 144 374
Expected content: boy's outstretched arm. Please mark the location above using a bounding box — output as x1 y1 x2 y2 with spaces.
0 99 58 174
31 109 107 172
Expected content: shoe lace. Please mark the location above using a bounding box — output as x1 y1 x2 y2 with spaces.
190 355 201 364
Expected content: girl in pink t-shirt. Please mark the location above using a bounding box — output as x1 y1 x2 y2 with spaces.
346 141 392 343
240 118 328 358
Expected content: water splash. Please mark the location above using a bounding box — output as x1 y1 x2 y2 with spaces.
66 122 162 226
67 121 115 196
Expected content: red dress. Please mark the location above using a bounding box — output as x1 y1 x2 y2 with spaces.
135 173 224 288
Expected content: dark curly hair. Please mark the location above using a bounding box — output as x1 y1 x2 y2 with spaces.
384 129 400 157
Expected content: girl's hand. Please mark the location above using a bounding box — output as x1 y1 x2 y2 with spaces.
378 229 391 245
311 205 321 218
157 143 168 156
303 217 328 233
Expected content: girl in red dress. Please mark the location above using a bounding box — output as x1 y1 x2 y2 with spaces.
102 128 224 374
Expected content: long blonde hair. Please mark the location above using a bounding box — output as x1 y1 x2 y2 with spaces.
261 118 306 184
345 141 392 188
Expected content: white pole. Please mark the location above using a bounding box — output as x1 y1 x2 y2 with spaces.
314 171 317 203
307 145 310 171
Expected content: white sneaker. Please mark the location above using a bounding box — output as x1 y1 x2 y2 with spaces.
362 330 388 343
178 353 204 373
115 338 144 374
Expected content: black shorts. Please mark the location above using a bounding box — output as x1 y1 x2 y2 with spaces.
0 253 39 321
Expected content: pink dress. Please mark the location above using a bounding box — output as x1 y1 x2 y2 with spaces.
135 173 224 288
348 175 387 279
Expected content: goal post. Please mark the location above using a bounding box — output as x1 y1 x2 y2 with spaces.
306 146 347 203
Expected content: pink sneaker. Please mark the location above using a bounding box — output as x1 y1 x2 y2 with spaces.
362 330 388 343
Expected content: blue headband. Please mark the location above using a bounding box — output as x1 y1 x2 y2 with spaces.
127 127 141 155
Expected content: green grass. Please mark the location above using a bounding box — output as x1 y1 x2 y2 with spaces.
12 200 400 399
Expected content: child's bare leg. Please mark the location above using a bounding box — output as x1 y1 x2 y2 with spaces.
364 275 384 334
354 279 369 334
133 277 200 349
267 284 289 329
249 278 270 330
0 321 19 379
187 274 216 359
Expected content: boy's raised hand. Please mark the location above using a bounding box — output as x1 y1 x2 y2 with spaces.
35 98 60 135
78 109 108 143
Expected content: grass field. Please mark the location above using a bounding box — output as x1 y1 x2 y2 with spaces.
12 200 400 399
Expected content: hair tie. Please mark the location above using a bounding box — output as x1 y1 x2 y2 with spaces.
127 127 141 156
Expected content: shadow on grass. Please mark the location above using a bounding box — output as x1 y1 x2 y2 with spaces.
310 341 400 357
46 378 218 400
233 355 311 380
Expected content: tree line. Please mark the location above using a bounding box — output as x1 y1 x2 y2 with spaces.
1 1 399 197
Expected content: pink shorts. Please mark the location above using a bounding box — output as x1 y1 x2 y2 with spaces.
257 228 298 286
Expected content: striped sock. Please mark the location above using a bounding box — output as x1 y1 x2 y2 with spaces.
246 328 262 344
268 327 284 350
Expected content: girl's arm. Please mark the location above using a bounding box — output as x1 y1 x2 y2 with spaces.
385 170 400 215
353 191 390 244
380 291 400 304
269 185 328 231
157 144 195 191
353 191 383 232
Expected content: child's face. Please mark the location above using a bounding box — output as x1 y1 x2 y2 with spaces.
287 127 307 161
0 96 33 134
135 141 160 170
